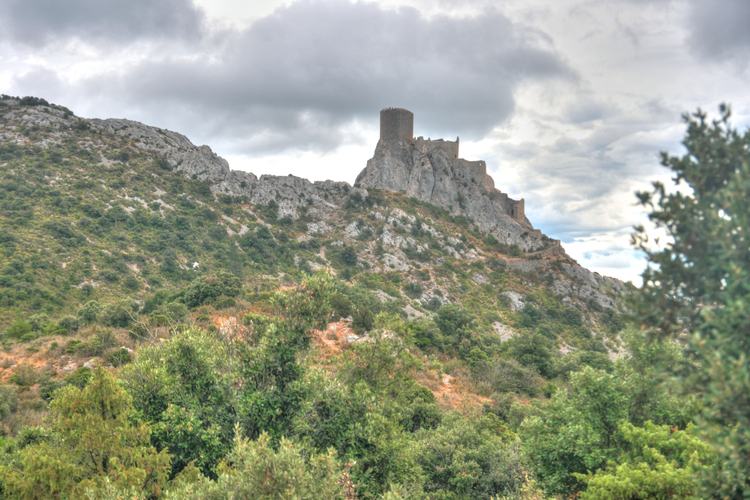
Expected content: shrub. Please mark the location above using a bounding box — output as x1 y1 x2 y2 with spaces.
335 245 358 267
165 432 344 499
521 367 629 495
152 301 188 326
183 272 242 308
435 304 474 346
101 301 136 328
273 272 339 333
79 330 117 356
19 96 50 106
478 357 544 396
242 313 274 336
9 364 42 387
239 226 277 262
580 422 712 499
57 315 79 334
121 330 235 477
3 369 170 499
403 282 423 298
518 303 542 327
106 348 133 367
0 384 18 419
417 414 524 498
4 319 32 339
409 319 445 351
66 367 93 388
504 332 556 377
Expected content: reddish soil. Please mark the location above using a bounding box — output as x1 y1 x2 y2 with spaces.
0 335 84 383
416 368 492 412
310 321 493 412
310 320 355 360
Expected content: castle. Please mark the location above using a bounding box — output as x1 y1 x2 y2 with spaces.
372 107 526 224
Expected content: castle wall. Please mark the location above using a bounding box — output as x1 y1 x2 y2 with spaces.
414 137 459 159
380 108 413 143
511 199 525 222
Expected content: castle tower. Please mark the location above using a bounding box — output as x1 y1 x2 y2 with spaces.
380 108 413 143
511 199 525 222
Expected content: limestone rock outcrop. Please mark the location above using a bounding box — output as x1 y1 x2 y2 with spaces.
91 118 232 183
354 108 624 307
90 117 363 220
356 137 554 252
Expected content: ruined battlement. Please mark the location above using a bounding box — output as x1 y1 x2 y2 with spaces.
415 136 459 159
511 199 525 221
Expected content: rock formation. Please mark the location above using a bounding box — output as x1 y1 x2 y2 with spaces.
356 108 554 252
90 117 362 220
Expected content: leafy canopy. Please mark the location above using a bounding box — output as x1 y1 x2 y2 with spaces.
634 105 750 496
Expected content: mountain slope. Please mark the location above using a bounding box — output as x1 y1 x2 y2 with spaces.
0 95 629 435
0 95 642 497
0 94 623 323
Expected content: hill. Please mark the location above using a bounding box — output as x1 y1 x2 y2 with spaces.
0 95 633 497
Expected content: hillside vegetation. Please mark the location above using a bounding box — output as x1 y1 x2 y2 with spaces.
0 96 745 498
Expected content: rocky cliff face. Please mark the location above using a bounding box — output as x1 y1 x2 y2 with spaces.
356 138 553 252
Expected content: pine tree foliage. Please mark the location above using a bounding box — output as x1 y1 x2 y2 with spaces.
634 105 750 497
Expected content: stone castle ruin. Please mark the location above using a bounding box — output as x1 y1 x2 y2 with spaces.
379 107 414 143
356 108 543 250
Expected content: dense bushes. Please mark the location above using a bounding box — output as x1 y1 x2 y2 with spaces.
164 433 344 499
121 330 236 477
521 334 702 497
182 271 242 308
417 414 524 498
580 422 711 499
0 273 550 498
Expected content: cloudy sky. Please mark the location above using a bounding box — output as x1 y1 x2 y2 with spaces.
2 0 749 282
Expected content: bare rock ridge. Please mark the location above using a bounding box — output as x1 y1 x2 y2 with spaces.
90 117 360 221
0 97 624 308
356 108 555 252
0 97 359 221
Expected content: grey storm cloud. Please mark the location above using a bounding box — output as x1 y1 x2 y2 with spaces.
0 0 205 46
56 0 573 153
504 108 679 241
687 0 750 62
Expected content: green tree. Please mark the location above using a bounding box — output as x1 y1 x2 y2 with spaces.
236 321 306 440
3 369 169 498
291 369 371 456
164 431 344 499
504 331 555 378
435 304 474 344
521 367 628 495
182 271 242 308
272 272 340 334
580 422 712 500
121 329 235 477
616 329 696 427
417 414 524 499
633 106 750 496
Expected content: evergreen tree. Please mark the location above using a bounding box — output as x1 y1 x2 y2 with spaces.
634 105 750 496
3 369 169 498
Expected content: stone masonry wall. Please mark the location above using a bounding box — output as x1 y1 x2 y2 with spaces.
380 108 413 143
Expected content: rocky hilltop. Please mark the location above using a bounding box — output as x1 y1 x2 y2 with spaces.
357 109 552 253
0 96 623 309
